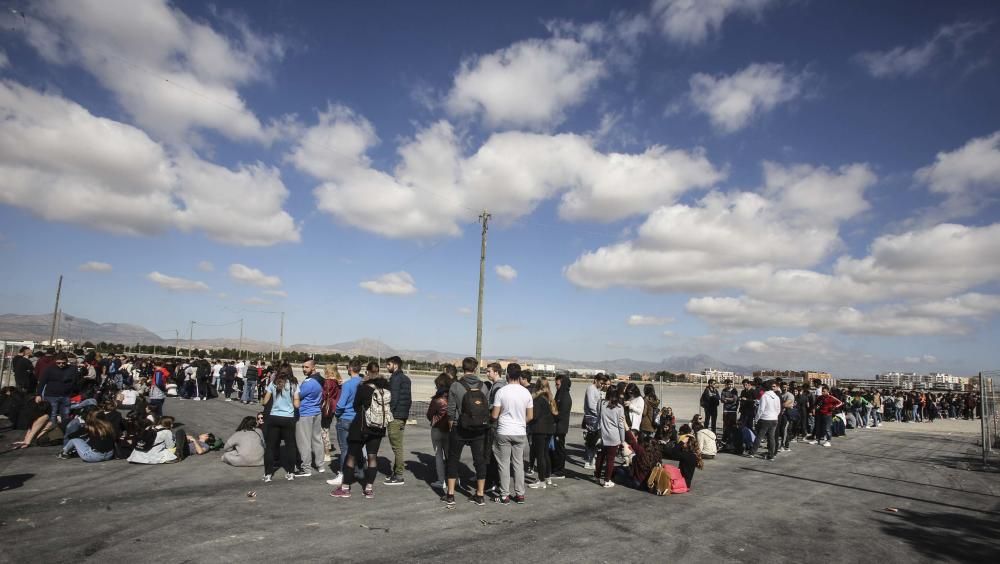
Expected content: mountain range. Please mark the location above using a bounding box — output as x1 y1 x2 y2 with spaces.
0 312 761 374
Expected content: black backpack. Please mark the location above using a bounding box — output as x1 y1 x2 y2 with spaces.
459 381 490 431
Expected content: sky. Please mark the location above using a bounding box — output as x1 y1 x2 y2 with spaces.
1 0 1000 377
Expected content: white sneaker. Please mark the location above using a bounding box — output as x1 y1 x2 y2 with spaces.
545 478 555 487
193 397 201 401
315 466 326 473
262 474 273 483
822 441 832 447
527 481 546 489
325 473 343 486
286 473 295 481
603 481 615 488
807 440 818 445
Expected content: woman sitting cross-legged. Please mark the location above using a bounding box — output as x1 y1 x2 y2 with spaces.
221 416 265 467
58 411 116 462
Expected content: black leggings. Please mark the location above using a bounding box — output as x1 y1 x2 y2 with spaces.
264 415 296 476
343 435 382 487
532 434 552 480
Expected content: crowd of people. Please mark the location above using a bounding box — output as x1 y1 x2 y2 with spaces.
0 345 988 508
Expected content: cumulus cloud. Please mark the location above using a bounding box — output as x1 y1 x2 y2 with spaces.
0 81 299 245
78 261 112 272
627 314 674 326
198 261 214 272
495 264 518 282
689 63 804 133
457 306 473 316
147 271 209 292
565 161 875 293
651 0 778 45
289 108 722 238
20 0 284 143
736 333 833 356
228 264 282 288
360 271 417 296
856 21 989 78
914 131 1000 220
445 30 606 129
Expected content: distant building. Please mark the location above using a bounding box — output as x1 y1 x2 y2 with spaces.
753 369 834 388
690 368 735 384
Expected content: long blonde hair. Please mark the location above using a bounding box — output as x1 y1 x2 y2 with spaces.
532 377 558 416
324 364 342 383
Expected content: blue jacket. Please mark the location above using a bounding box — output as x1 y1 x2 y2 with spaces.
335 375 363 421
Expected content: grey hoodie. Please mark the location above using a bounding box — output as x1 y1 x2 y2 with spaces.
448 374 486 424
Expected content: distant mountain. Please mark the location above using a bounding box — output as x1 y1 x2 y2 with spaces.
0 313 758 374
0 313 164 344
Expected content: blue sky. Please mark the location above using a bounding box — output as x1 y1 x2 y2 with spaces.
1 0 999 376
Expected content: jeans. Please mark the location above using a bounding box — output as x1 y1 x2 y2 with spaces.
430 427 448 483
63 417 83 446
242 380 257 403
264 415 296 476
870 407 880 427
532 434 552 481
595 445 618 481
296 414 325 471
583 416 599 464
387 420 405 477
704 407 718 435
778 416 792 449
814 414 833 442
149 398 164 419
44 395 70 425
753 419 778 458
446 427 487 480
493 434 527 497
63 438 113 462
551 433 567 473
335 418 351 473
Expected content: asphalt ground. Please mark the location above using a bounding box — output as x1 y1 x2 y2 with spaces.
1 398 998 564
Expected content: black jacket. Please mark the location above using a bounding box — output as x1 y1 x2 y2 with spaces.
554 379 573 435
388 370 412 420
529 396 555 435
37 364 78 397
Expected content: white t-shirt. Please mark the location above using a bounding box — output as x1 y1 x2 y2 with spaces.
493 384 533 436
626 396 644 431
121 389 137 406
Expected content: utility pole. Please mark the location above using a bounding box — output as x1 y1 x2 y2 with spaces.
475 210 490 366
49 275 63 347
278 312 284 361
238 318 244 360
188 321 195 358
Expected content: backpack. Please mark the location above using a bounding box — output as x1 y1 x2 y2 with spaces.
459 381 490 431
647 464 688 495
364 387 393 430
662 464 689 494
134 427 160 452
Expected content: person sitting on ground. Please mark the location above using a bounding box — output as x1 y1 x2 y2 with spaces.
9 395 53 449
676 431 703 488
222 416 265 467
127 415 178 464
693 422 717 459
59 410 115 462
186 432 220 456
623 430 661 490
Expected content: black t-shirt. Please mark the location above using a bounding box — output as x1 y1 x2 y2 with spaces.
86 431 115 454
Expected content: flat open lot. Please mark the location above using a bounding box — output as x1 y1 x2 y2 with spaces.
2 398 998 563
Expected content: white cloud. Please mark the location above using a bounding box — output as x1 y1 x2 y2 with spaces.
736 333 833 356
627 314 674 326
651 0 777 45
495 264 518 281
457 306 473 316
914 131 1000 220
290 109 722 238
565 161 875 293
263 290 288 298
147 271 209 292
0 81 299 245
20 0 284 143
689 63 804 133
904 354 938 364
228 264 282 288
198 261 214 272
360 271 417 296
243 296 272 305
78 261 112 272
857 21 989 78
445 31 606 129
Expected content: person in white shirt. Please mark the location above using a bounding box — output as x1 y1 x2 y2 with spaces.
490 365 534 505
752 381 782 460
212 361 223 392
624 383 644 433
693 422 717 459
